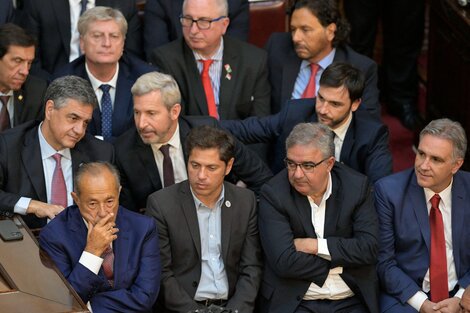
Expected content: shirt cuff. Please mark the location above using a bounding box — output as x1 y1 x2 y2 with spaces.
14 197 31 215
407 291 428 311
454 287 465 299
317 238 331 260
79 251 104 275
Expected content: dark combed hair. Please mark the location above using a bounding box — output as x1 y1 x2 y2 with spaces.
320 62 365 102
185 125 235 164
290 0 350 47
0 23 37 58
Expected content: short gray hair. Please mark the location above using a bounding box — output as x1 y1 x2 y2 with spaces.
420 118 467 161
45 75 98 109
78 6 128 38
74 162 120 195
131 72 181 110
286 123 335 159
182 0 229 16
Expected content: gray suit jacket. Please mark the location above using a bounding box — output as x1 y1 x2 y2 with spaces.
146 180 262 313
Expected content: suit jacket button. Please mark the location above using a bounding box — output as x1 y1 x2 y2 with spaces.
192 281 198 287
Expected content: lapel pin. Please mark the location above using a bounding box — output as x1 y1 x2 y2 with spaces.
225 200 231 207
18 95 23 101
224 64 232 80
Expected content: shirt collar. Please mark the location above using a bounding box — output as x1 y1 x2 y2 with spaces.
150 122 181 151
85 62 119 91
191 184 225 210
0 90 14 96
37 122 71 160
308 172 333 204
300 48 336 70
423 178 453 208
193 37 224 61
332 112 353 142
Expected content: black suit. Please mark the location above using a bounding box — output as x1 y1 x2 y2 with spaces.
143 0 249 60
22 0 143 78
258 164 379 313
53 53 156 141
265 33 380 119
221 98 392 182
114 116 273 211
150 36 271 120
146 180 262 313
10 75 47 127
0 120 114 229
0 0 14 24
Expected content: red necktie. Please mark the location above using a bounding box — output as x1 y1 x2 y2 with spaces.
160 144 175 187
102 246 114 286
51 153 67 208
429 194 448 302
199 59 218 119
301 63 320 98
0 95 11 131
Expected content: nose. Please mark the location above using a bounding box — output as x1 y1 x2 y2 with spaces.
197 167 207 180
293 165 304 179
97 203 108 218
291 29 301 43
102 34 111 46
419 157 431 170
18 62 30 76
73 121 87 136
316 101 328 115
135 113 147 130
189 21 200 34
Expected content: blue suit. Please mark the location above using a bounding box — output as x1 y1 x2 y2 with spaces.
374 169 470 312
53 53 155 142
221 98 392 182
39 205 161 313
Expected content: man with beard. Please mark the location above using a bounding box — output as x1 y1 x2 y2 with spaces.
221 63 392 183
0 23 47 131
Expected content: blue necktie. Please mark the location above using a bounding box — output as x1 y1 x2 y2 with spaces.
99 84 113 141
80 0 88 15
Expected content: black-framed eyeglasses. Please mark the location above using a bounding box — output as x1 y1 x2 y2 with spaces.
179 15 227 30
284 157 328 173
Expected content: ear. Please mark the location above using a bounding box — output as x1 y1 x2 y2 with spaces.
351 98 361 112
71 191 79 205
325 23 337 43
44 100 55 120
221 17 230 35
224 157 234 176
326 156 335 172
451 158 464 174
79 37 84 54
170 103 181 120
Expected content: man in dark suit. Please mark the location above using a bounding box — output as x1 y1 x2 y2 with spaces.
143 0 249 60
375 118 470 313
53 7 155 142
258 123 379 313
0 76 114 230
0 0 14 25
266 0 379 119
114 71 272 212
22 0 142 79
0 23 47 129
150 0 270 120
40 162 160 312
222 63 392 182
146 125 262 313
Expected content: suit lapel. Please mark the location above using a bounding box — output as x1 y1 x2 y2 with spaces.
324 170 342 237
282 53 302 105
180 182 202 256
113 207 130 287
409 174 431 251
52 0 71 57
292 188 316 237
178 118 191 163
113 62 132 134
218 39 237 119
221 184 233 261
182 41 208 115
22 127 47 201
135 134 162 190
450 173 466 274
340 116 356 162
13 89 26 126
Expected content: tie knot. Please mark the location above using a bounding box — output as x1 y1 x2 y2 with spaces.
102 245 113 256
200 59 214 72
310 63 320 74
160 144 171 156
431 194 441 209
52 153 62 163
0 95 10 106
100 84 111 93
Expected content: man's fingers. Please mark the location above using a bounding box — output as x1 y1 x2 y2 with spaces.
95 213 114 227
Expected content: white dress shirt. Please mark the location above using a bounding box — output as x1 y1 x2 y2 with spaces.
85 62 119 111
69 0 95 61
332 112 353 161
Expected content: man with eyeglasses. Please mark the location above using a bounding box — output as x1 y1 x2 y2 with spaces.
52 6 155 143
258 122 379 313
149 0 270 121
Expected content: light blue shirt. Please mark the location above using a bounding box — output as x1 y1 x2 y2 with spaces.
14 123 73 214
191 186 229 300
193 38 224 114
291 49 336 99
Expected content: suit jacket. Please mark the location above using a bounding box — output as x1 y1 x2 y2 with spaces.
265 32 380 119
146 180 262 313
258 164 379 313
0 0 14 24
374 169 470 312
53 53 155 142
221 98 392 182
22 0 143 78
114 115 273 211
39 205 161 312
150 36 271 120
143 0 249 60
11 75 47 127
0 120 114 229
